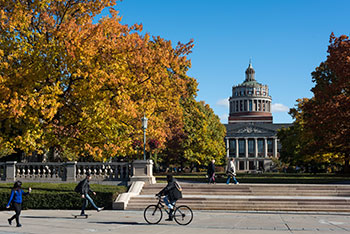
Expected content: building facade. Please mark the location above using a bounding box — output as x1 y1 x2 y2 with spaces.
225 62 292 171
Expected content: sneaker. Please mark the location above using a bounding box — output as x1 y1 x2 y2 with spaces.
236 182 239 184
97 207 104 212
165 217 173 221
8 219 12 225
16 224 22 227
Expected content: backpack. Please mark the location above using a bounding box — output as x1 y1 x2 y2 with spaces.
74 180 84 193
174 181 183 199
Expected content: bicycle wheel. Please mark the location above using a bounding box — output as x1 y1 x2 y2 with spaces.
173 205 193 225
144 205 163 224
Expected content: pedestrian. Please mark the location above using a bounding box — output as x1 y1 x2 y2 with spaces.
75 172 104 216
6 181 32 227
226 158 239 184
207 159 216 184
156 175 182 221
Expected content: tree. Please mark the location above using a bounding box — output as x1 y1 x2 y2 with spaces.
281 34 350 172
0 0 197 161
164 99 226 167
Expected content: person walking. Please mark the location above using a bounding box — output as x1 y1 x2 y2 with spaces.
156 175 182 221
207 159 216 184
76 172 104 216
6 181 32 227
226 158 239 184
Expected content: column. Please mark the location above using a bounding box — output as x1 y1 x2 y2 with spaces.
245 138 248 158
273 138 278 158
130 160 156 184
235 138 239 158
6 161 17 182
264 137 268 158
65 161 77 182
226 138 229 158
254 138 258 158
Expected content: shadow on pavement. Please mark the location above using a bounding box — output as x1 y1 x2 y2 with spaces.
22 216 73 220
92 221 148 225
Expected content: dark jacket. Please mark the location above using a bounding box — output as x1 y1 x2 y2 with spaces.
159 178 182 202
207 162 215 176
79 178 94 195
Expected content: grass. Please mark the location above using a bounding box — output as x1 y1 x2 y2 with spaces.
155 172 350 184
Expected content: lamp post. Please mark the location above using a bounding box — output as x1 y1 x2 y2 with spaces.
141 115 148 160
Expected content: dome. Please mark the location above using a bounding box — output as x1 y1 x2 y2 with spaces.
244 61 256 82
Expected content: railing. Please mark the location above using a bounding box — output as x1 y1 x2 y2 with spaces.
16 162 66 181
0 160 155 184
76 162 130 181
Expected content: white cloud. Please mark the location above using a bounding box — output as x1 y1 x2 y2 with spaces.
216 98 229 108
271 103 289 113
219 114 228 124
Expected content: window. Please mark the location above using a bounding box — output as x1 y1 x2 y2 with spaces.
229 139 236 157
238 139 245 157
257 139 264 157
249 100 252 111
258 161 264 171
239 161 245 170
248 139 255 157
249 161 255 170
267 139 273 156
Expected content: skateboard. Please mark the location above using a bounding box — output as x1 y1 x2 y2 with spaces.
72 214 89 219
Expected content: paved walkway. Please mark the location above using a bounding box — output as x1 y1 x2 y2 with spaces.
0 210 350 233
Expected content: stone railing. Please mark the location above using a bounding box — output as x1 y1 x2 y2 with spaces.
0 160 156 184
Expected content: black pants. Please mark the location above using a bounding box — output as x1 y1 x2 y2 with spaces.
9 202 21 225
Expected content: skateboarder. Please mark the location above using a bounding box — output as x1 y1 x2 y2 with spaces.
75 172 104 216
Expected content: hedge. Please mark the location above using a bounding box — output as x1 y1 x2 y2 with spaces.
0 183 127 210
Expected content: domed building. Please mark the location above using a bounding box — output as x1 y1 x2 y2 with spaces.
225 61 292 172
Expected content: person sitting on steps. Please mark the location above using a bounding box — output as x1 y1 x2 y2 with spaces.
156 175 182 221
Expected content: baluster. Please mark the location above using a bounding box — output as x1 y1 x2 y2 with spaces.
77 168 81 179
109 168 114 180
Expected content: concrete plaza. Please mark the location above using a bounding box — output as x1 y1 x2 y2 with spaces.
0 210 350 234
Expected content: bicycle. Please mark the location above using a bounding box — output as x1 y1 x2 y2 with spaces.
144 195 193 225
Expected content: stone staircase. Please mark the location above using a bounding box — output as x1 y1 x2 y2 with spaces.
126 183 350 212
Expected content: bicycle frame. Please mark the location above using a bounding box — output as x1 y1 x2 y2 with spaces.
155 195 174 215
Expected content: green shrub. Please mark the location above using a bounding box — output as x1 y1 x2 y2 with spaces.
0 183 127 210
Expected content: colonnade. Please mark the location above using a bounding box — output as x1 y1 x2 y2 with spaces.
226 137 278 171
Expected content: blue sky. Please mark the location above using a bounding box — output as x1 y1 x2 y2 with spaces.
97 0 350 123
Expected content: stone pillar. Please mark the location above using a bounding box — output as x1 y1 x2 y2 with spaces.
274 138 278 158
235 138 239 158
264 138 268 158
245 138 248 158
65 161 77 182
6 161 17 182
226 138 229 158
254 138 258 158
130 160 156 184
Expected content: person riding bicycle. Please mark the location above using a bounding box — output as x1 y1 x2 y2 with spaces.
156 175 182 221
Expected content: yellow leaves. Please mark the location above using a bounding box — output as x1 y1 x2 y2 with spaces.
0 0 202 161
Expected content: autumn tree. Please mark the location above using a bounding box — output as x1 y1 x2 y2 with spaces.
280 34 350 172
0 0 197 161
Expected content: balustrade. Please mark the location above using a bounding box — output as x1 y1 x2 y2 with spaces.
0 160 155 183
